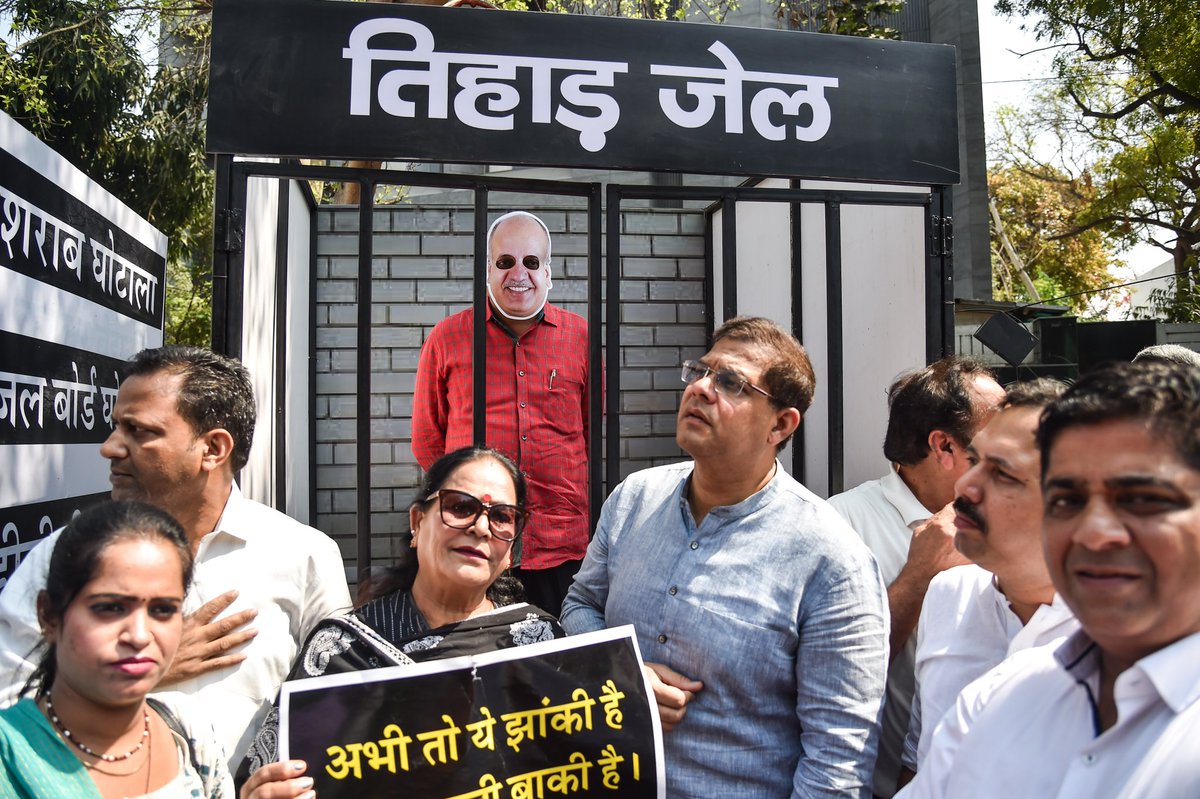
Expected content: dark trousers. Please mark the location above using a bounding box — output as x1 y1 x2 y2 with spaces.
515 558 584 619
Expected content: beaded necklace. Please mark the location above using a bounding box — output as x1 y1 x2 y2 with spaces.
45 696 150 762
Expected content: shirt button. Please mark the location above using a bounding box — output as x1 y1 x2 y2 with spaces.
518 370 525 376
657 634 668 644
521 434 527 441
1083 754 1096 765
690 541 699 550
669 586 678 596
520 402 526 408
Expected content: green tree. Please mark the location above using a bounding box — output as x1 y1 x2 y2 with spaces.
777 0 903 39
991 0 1200 319
529 0 903 36
994 0 1199 120
988 164 1117 316
1 0 213 343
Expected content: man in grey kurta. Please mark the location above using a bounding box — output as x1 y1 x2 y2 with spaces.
562 317 888 797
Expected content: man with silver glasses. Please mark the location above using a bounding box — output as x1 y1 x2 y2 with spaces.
413 211 592 616
562 316 888 798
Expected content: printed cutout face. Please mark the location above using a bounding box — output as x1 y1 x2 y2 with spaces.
487 215 552 322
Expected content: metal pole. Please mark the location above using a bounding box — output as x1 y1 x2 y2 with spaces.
355 180 375 580
473 193 489 447
587 183 604 531
825 200 844 496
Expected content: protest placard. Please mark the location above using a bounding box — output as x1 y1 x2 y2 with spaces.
280 625 663 798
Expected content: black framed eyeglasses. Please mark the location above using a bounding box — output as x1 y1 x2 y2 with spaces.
494 255 542 270
424 489 529 542
681 359 774 400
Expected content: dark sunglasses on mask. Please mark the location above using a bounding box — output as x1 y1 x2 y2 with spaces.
494 255 543 270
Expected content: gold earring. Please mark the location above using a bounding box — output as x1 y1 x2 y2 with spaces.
409 537 417 549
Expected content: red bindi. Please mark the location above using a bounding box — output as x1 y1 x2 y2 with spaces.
481 493 492 504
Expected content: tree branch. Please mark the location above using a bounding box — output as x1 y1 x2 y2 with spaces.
1067 84 1168 121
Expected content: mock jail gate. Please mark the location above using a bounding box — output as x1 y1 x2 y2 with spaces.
202 0 962 583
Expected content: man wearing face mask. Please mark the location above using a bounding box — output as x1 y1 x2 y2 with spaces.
413 211 592 616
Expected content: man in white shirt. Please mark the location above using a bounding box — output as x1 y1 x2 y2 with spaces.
899 360 1200 798
0 347 351 762
900 378 1078 777
830 357 1004 797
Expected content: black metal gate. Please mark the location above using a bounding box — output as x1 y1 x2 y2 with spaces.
212 156 953 578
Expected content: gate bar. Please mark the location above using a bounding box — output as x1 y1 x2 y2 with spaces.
356 178 376 578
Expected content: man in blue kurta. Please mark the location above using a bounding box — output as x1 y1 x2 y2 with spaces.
561 316 888 798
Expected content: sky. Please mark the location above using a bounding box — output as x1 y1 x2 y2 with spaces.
975 0 1170 280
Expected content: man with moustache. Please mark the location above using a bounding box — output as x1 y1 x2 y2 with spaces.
899 379 1077 778
413 211 591 616
0 346 350 763
898 361 1200 798
562 316 888 798
830 357 1005 797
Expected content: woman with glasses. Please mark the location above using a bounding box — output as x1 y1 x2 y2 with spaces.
237 446 564 789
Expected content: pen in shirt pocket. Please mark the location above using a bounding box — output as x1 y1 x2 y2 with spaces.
549 368 557 390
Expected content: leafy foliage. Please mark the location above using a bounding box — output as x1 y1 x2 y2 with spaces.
989 0 1200 320
987 165 1117 316
1144 279 1200 323
533 0 903 36
778 0 903 39
1 0 213 344
994 0 1200 121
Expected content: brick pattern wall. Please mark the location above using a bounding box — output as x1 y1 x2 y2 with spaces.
314 205 707 574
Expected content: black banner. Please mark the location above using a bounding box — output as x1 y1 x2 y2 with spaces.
208 0 959 185
0 492 109 589
0 330 126 445
0 148 165 326
282 628 662 798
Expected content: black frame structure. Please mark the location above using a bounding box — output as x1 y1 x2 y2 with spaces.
212 158 955 575
213 158 605 575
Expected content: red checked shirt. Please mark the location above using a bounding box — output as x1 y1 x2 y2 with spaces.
412 303 592 569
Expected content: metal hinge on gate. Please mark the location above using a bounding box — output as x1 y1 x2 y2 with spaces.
215 208 245 254
931 215 954 258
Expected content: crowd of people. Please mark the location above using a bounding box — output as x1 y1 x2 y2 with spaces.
2 210 1199 798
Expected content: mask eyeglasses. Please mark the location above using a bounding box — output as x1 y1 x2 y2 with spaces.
494 255 542 270
681 359 774 400
425 489 528 542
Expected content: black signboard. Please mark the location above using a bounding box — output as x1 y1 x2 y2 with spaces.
0 492 108 589
0 148 165 327
281 627 662 798
0 330 126 446
208 0 959 185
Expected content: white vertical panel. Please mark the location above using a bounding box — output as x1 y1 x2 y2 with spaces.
838 203 928 490
284 183 313 523
240 174 281 507
732 179 795 471
798 202 830 497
